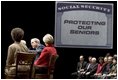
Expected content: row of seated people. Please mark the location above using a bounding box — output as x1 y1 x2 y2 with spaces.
5 28 58 79
71 54 117 79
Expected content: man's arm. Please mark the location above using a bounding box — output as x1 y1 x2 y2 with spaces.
90 63 98 74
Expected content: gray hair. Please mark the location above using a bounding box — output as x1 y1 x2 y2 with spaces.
92 57 96 61
21 40 26 45
31 38 40 44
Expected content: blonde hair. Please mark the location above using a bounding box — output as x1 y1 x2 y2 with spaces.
43 34 53 44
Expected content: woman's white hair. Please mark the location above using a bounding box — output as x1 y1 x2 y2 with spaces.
43 34 53 44
21 40 26 45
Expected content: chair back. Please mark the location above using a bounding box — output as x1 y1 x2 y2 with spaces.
16 52 36 78
34 54 59 79
48 55 59 75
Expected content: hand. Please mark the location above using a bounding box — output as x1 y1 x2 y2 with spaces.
103 74 107 77
78 70 80 73
80 69 84 72
81 71 85 74
98 73 102 75
94 73 97 75
112 73 117 76
86 72 90 75
107 74 111 77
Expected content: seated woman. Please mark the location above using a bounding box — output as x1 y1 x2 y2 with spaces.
34 34 58 75
5 28 28 78
94 57 104 78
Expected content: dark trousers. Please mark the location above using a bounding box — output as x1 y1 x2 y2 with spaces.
35 67 48 74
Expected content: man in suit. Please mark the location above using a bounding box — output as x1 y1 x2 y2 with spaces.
77 55 87 71
107 58 117 79
71 55 87 79
29 38 45 61
85 57 98 78
78 56 92 78
77 55 87 78
101 56 113 79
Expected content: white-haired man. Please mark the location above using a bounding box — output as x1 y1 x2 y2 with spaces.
84 57 98 78
21 40 26 45
29 38 45 60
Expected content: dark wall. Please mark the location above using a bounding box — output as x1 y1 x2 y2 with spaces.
1 1 117 79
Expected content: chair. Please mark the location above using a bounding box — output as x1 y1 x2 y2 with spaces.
5 52 36 79
34 55 59 79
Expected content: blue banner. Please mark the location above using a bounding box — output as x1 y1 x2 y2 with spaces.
57 2 112 14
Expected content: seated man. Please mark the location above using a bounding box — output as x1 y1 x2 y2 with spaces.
74 56 92 79
71 55 87 79
94 57 104 78
77 55 87 78
100 56 113 79
84 57 98 79
107 58 117 79
29 38 45 61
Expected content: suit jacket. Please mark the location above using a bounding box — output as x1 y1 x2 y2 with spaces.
86 63 98 75
110 64 117 74
29 44 45 61
77 61 87 71
84 63 91 71
35 44 45 60
102 63 113 74
34 44 57 67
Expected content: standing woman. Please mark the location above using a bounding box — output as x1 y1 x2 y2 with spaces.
34 34 58 75
5 28 28 78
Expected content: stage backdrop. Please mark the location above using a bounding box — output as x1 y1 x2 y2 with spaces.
55 2 113 49
1 1 116 79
